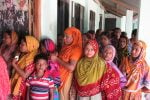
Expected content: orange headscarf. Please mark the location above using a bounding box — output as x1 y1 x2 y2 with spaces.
120 40 149 91
59 27 82 90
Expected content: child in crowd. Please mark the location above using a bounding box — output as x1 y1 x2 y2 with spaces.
26 53 54 100
40 38 61 100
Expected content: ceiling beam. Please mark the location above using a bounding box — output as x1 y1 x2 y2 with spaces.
102 1 125 16
111 0 139 12
106 8 122 17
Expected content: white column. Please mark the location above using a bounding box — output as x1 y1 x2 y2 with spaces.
138 0 150 65
41 0 57 43
125 10 133 38
121 16 126 32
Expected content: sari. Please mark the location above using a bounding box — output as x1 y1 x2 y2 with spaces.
11 36 39 99
75 40 106 97
58 27 82 100
0 56 10 100
120 40 150 100
0 32 18 76
103 45 127 88
75 40 121 100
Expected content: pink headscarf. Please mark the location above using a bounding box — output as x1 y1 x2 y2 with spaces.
43 38 56 53
0 56 10 99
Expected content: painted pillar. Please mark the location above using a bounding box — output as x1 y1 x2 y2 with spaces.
33 0 41 39
121 16 126 32
138 0 150 65
125 10 133 38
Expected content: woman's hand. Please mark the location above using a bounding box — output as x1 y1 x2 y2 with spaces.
50 53 58 62
12 58 18 68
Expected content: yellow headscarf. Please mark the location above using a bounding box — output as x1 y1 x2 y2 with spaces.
75 40 106 86
11 36 39 95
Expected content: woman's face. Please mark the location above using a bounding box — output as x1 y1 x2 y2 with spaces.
100 35 109 46
3 33 11 45
119 38 127 49
64 34 73 45
84 44 95 58
131 44 142 58
103 48 113 61
19 39 28 53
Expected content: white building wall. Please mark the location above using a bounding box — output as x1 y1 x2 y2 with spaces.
41 0 105 42
41 0 57 43
69 0 105 33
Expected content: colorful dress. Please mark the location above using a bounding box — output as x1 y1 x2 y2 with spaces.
26 71 54 100
103 45 127 88
11 36 39 100
48 60 61 100
75 40 121 100
120 40 150 100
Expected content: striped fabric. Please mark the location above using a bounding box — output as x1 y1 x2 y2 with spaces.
26 72 54 100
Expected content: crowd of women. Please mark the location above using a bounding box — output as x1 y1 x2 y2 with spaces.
0 27 150 100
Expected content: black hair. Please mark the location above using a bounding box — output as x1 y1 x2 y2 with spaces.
3 30 12 36
34 53 48 63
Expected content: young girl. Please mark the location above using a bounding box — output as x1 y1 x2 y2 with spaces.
120 40 150 100
102 45 127 88
40 38 61 100
75 40 121 100
11 36 39 99
26 53 54 100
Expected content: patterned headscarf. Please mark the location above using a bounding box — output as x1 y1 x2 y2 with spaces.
86 39 99 53
133 40 146 60
75 39 106 95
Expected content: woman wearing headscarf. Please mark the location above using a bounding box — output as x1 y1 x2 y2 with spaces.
51 27 82 100
75 40 121 100
0 31 18 76
11 36 39 100
102 45 127 88
0 56 10 100
120 40 150 100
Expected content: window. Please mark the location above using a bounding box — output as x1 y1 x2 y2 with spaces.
89 10 95 30
57 0 69 35
71 2 84 33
